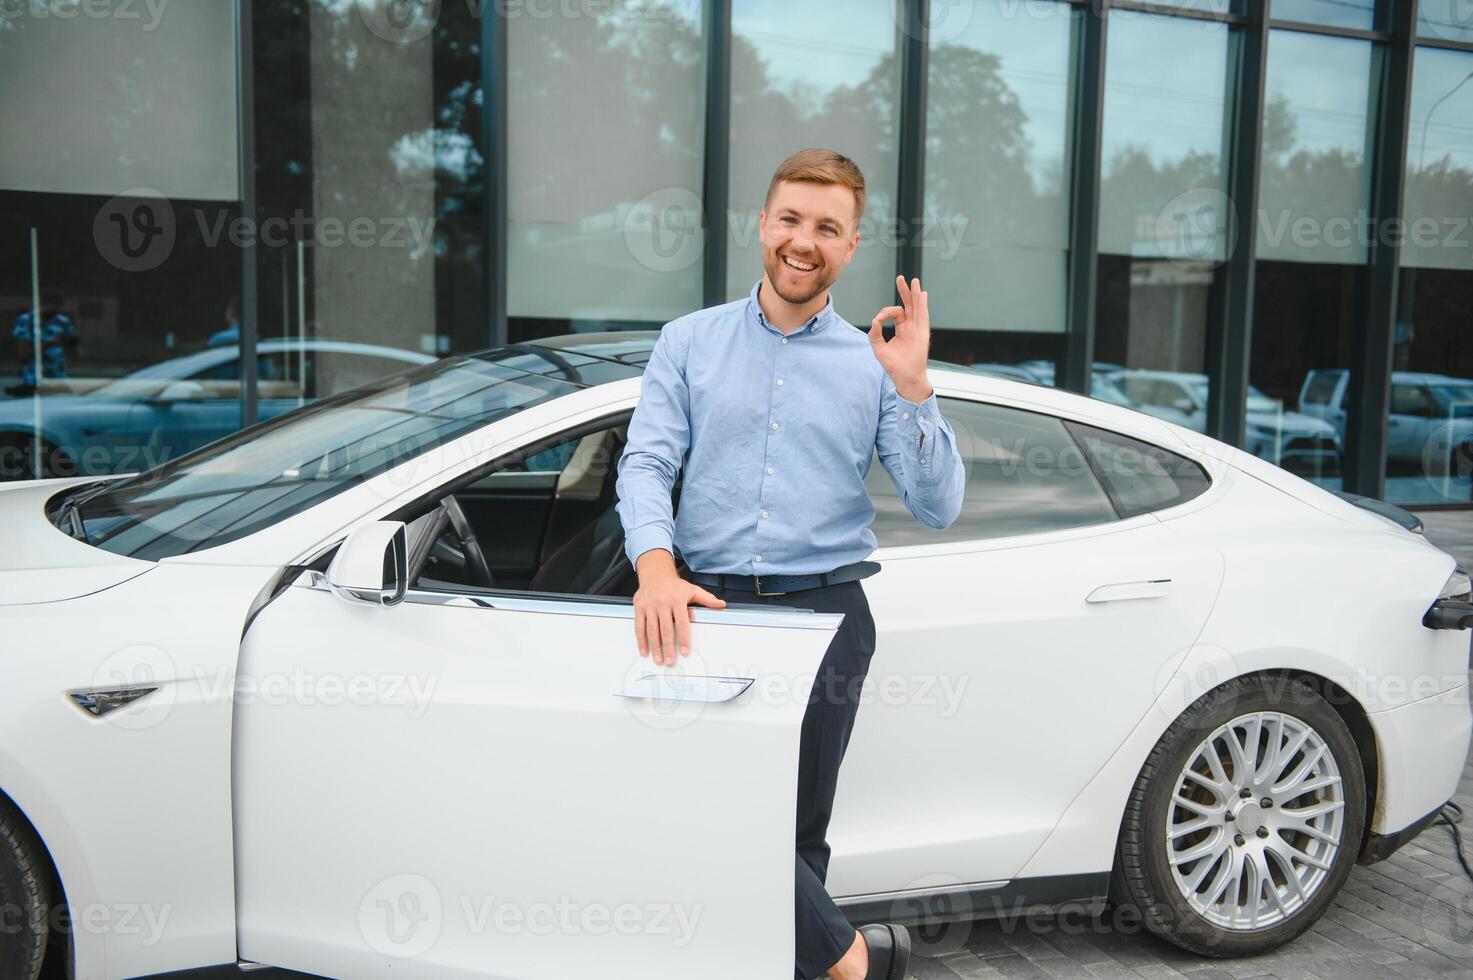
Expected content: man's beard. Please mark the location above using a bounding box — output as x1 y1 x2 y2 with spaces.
762 250 839 306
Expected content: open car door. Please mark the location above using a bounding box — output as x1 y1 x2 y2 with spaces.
233 571 840 979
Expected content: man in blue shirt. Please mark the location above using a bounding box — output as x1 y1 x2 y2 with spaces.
615 149 966 980
12 289 78 390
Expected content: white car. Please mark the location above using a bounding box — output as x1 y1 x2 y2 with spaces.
2 333 1470 979
1111 370 1342 479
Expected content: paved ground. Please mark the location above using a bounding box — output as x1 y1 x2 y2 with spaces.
906 507 1473 980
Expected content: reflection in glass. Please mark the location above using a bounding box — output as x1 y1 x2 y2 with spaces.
921 0 1074 381
1389 49 1473 503
1420 0 1473 44
1257 32 1375 265
1098 14 1229 260
508 3 705 327
726 0 900 325
67 352 590 560
1272 0 1376 30
1093 14 1228 415
255 1 485 367
866 398 1117 546
1247 31 1377 491
3 0 243 484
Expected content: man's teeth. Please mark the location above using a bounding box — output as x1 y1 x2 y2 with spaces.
783 256 817 272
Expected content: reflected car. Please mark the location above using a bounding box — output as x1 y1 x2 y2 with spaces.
0 339 435 481
1300 368 1473 478
1 333 1470 978
1109 370 1341 478
1011 362 1138 409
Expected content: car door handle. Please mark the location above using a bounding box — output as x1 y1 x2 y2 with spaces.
617 673 754 703
1086 579 1172 603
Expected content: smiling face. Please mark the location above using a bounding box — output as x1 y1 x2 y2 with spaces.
757 180 861 306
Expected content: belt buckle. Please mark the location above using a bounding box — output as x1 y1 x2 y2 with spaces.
753 574 785 597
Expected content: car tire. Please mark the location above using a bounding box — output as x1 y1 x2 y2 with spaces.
0 798 53 980
1111 674 1365 957
1454 441 1473 482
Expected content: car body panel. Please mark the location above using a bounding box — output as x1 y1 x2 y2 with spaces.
0 559 278 979
233 577 841 980
0 478 150 603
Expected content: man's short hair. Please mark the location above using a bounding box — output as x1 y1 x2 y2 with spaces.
764 148 866 225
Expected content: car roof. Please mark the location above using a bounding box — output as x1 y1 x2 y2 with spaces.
1393 371 1473 385
122 338 436 380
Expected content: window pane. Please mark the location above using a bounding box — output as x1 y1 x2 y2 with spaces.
1097 14 1230 260
1257 32 1375 265
508 4 705 325
1403 47 1473 273
921 0 1075 382
726 0 900 326
1419 1 1473 44
250 2 485 399
1067 420 1211 519
1093 15 1229 425
1272 0 1377 30
0 4 237 200
866 398 1116 546
1248 31 1376 492
1 1 241 481
1389 48 1473 504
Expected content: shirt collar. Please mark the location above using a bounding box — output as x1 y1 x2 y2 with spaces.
747 279 837 337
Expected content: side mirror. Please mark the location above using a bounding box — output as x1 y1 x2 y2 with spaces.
1171 398 1194 413
326 521 408 607
155 380 207 402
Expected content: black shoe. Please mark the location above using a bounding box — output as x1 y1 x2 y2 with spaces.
859 922 910 980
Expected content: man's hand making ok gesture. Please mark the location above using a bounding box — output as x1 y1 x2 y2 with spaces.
868 275 934 404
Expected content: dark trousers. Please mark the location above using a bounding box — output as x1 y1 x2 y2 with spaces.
699 578 877 980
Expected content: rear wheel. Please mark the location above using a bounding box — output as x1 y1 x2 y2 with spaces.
1112 675 1365 957
0 799 53 980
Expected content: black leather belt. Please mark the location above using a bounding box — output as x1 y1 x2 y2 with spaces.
686 560 881 596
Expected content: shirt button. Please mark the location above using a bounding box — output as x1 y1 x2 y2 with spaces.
776 379 784 386
902 412 910 420
767 467 774 475
781 338 788 345
761 511 769 519
754 554 763 562
771 421 779 430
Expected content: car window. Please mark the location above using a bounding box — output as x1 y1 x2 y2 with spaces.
1391 383 1435 417
1302 372 1341 406
67 356 580 559
1065 421 1211 519
865 398 1118 547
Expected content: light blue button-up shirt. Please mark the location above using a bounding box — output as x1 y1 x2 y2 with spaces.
615 280 967 577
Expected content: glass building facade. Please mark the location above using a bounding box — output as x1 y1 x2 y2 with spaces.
1 0 1470 506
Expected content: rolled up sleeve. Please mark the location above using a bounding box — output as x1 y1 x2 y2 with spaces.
875 376 966 529
616 324 691 566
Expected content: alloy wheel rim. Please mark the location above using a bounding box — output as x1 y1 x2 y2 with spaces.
1165 710 1345 931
